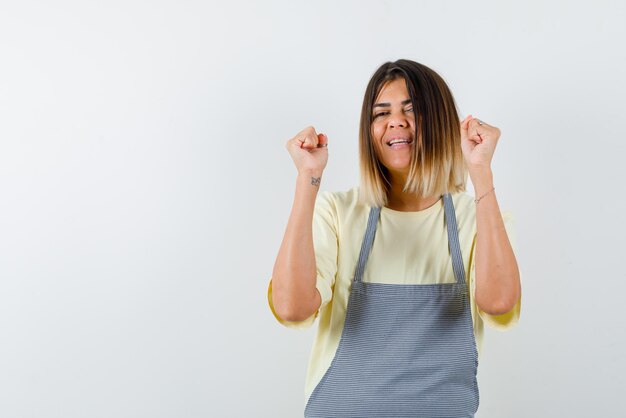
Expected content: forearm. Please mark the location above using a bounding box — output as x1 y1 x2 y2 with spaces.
471 168 521 315
271 170 323 321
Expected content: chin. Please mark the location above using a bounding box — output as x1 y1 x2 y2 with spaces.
385 166 411 177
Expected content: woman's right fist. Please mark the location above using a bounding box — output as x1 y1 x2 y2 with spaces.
285 126 329 174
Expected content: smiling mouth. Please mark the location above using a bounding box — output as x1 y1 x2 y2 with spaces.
387 139 412 148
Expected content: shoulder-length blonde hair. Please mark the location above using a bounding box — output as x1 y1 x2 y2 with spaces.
358 59 468 208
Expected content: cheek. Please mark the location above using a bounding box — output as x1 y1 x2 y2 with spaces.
371 125 385 154
372 123 385 141
408 118 416 134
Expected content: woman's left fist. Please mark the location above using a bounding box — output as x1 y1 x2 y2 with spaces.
460 114 500 170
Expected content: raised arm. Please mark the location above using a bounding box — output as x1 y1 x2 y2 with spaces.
271 127 329 322
471 169 521 315
460 115 521 316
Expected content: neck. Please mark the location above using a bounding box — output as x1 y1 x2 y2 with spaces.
385 174 441 212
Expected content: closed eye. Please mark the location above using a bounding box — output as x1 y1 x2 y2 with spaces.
374 108 413 119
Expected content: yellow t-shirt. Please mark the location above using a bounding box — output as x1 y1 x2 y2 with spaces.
267 187 522 406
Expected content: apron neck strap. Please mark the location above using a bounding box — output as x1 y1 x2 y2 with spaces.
353 193 466 285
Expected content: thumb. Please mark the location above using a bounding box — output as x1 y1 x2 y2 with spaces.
460 114 472 135
317 133 328 146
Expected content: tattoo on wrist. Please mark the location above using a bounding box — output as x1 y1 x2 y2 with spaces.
311 176 321 187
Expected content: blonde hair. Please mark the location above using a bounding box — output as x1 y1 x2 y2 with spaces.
358 59 468 208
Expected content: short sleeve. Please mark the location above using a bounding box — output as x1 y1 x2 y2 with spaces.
266 191 338 329
470 210 522 331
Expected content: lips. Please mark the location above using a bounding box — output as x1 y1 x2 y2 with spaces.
386 137 413 147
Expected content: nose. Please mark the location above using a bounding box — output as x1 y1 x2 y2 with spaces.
388 110 409 128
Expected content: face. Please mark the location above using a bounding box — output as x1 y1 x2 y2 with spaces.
371 78 417 178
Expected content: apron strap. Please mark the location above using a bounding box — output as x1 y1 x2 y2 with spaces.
443 193 467 285
353 193 466 285
353 205 381 283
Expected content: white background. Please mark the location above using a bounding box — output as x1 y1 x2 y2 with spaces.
1 1 625 417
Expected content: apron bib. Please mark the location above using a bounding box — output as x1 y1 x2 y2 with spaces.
304 193 479 418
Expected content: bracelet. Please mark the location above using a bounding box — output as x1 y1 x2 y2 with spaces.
474 187 495 204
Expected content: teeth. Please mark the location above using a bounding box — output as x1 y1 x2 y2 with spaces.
388 139 410 146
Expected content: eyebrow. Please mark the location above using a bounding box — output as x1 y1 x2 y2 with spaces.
373 99 412 108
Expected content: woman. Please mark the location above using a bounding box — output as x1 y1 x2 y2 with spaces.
268 59 522 417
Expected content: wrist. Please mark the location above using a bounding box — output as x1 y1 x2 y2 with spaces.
468 165 492 177
474 187 495 204
298 168 323 178
297 170 323 188
469 167 493 194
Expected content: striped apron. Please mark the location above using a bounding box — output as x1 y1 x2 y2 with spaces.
304 193 479 417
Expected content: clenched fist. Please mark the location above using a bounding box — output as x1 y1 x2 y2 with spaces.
285 126 329 175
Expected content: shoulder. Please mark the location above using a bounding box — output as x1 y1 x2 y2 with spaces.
315 187 369 226
450 191 475 214
449 190 516 232
449 191 476 231
317 186 364 211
